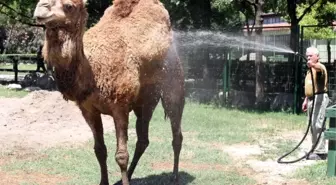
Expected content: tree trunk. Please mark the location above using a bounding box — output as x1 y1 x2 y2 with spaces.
254 0 265 107
289 21 299 53
287 0 299 52
3 24 15 54
202 0 212 85
246 24 254 62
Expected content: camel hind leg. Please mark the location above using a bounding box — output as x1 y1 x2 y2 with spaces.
127 85 161 180
161 84 184 184
161 45 185 184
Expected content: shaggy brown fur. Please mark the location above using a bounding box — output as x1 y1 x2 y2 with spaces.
84 0 172 103
33 0 184 185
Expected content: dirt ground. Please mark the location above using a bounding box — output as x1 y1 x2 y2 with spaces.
0 91 318 185
0 90 115 152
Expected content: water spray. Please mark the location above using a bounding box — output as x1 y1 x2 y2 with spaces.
277 52 326 164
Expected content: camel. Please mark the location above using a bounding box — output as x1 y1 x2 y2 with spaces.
33 0 184 185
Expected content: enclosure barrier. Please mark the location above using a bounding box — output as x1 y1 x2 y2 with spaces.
0 54 38 82
325 104 336 177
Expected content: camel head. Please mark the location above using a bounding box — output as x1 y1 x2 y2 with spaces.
33 0 87 28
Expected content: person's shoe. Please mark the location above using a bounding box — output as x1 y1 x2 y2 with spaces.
306 153 327 160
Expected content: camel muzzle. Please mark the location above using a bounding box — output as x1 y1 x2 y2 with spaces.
33 2 53 22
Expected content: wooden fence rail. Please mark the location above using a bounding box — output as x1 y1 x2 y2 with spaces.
0 54 38 83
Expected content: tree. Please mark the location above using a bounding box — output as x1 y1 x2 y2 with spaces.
315 0 336 25
211 0 244 31
0 0 112 28
299 1 336 64
0 0 41 27
0 0 114 53
284 0 333 52
252 0 265 106
162 0 243 30
86 0 112 27
231 0 265 106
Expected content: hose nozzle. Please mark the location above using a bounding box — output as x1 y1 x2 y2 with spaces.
294 52 308 63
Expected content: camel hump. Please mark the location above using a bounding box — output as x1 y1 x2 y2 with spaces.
113 0 141 17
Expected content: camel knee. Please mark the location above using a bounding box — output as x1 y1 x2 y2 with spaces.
115 151 129 169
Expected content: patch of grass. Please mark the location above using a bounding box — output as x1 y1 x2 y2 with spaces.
182 102 306 145
2 133 241 185
258 139 300 161
0 63 37 70
2 102 309 184
0 63 37 76
0 86 29 98
293 161 336 185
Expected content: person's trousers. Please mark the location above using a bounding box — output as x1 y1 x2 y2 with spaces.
307 93 329 154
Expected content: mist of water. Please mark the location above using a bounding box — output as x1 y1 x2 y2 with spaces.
173 30 294 54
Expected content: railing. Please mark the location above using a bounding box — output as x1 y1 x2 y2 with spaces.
325 104 336 177
0 54 38 83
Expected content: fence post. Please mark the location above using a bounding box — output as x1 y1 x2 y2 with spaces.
13 57 18 83
293 25 301 114
222 53 228 105
228 51 232 93
298 26 305 114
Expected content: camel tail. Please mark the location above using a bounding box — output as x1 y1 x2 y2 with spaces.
164 111 168 121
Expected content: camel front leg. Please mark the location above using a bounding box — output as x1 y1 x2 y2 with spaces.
112 107 130 185
80 106 109 185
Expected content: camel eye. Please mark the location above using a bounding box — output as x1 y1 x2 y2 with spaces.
64 4 73 11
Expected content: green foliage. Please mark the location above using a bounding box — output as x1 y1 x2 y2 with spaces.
315 0 336 25
211 0 244 31
86 0 112 28
299 1 336 40
263 0 287 14
0 0 38 26
161 0 192 29
4 24 43 54
162 0 243 31
0 0 112 28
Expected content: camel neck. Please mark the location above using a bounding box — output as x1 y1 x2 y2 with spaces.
44 27 86 68
44 28 95 102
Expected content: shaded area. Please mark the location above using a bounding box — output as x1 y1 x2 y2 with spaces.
113 171 195 185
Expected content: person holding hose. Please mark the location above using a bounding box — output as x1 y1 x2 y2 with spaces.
302 46 329 160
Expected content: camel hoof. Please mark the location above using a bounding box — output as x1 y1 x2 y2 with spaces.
99 179 109 185
171 175 179 185
112 180 122 185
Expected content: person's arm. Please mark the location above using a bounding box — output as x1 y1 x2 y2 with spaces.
308 62 323 72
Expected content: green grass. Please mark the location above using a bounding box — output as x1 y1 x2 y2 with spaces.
0 63 37 76
259 139 300 161
294 161 336 185
1 101 334 184
182 102 306 145
0 86 29 98
0 63 37 70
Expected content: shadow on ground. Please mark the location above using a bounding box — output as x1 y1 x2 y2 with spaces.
113 171 195 185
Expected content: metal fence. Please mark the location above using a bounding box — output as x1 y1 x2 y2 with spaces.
298 25 336 113
178 24 336 113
